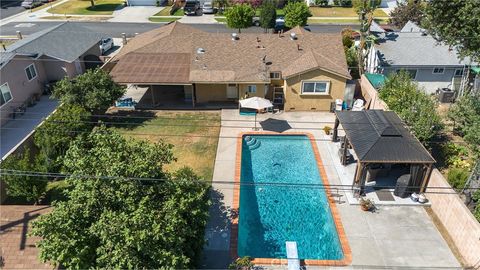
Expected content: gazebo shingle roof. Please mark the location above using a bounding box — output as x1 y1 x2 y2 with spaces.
336 110 435 163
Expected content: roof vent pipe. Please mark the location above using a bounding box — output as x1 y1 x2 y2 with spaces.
231 33 239 41
196 47 205 54
16 31 22 40
121 33 127 45
290 32 297 40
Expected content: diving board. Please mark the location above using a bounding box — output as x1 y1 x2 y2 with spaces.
286 241 300 270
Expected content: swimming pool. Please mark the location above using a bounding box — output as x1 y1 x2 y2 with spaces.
234 134 349 264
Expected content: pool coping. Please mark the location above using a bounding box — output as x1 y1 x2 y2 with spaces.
230 132 352 266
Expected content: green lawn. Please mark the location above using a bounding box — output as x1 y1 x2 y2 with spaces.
47 0 124 15
110 111 220 181
154 5 184 16
149 17 180 22
215 17 226 23
309 6 387 17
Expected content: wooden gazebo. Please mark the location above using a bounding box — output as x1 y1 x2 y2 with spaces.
332 110 436 194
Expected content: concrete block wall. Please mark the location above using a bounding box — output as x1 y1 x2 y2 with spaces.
426 169 480 268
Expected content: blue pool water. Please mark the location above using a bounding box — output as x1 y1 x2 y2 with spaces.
238 135 344 260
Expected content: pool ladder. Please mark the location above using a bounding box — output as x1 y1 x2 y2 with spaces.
245 136 261 150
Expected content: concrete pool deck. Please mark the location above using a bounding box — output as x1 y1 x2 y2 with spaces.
200 109 460 269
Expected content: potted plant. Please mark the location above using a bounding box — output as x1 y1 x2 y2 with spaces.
359 197 374 211
323 126 332 135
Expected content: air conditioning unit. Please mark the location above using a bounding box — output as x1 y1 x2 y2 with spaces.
438 88 455 103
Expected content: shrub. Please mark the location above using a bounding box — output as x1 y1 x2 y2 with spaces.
441 142 472 170
447 167 469 189
314 0 328 6
228 256 254 270
333 0 352 7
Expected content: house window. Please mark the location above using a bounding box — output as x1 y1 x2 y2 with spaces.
433 67 445 74
270 72 281 79
247 85 256 93
396 69 417 80
0 83 12 106
25 64 37 81
301 81 330 95
454 69 464 77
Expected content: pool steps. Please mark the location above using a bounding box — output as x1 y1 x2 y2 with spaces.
244 136 261 150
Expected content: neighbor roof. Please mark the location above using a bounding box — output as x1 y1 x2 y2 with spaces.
336 110 435 163
375 22 471 67
110 22 351 84
7 22 104 63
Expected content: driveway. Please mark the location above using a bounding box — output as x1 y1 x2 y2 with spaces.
178 14 217 24
109 6 163 23
0 0 25 20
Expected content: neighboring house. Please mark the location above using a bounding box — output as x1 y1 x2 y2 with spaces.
109 22 351 111
1 22 104 126
365 21 474 94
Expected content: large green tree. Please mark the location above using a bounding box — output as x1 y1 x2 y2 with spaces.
225 4 255 33
34 105 92 171
389 0 425 28
352 0 380 14
284 2 311 27
0 148 48 204
259 0 276 31
379 71 442 144
52 68 125 113
32 127 210 269
448 93 480 156
423 0 480 61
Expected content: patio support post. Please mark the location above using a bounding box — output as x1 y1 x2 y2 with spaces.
333 117 340 142
359 163 368 195
420 163 434 193
192 84 196 108
342 136 349 166
150 85 155 107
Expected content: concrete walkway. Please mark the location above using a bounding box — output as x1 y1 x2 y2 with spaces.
0 96 58 161
109 6 164 23
200 109 460 269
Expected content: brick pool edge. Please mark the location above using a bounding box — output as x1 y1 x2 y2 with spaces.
229 132 352 266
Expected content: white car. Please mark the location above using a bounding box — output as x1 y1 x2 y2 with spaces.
99 38 114 55
202 1 214 14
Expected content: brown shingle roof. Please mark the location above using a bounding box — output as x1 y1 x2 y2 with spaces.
110 22 351 84
0 205 54 269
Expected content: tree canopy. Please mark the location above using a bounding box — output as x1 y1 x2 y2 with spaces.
284 2 311 27
52 68 125 113
423 0 480 61
31 127 210 269
225 4 255 33
448 93 480 156
352 0 380 14
379 71 442 144
389 0 425 29
0 148 48 204
259 0 276 30
34 105 92 171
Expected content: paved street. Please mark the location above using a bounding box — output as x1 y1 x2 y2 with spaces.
0 21 359 38
0 0 25 20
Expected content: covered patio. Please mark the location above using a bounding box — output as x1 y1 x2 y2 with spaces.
332 110 436 201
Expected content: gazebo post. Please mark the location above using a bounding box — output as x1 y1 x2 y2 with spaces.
359 163 368 195
342 136 349 166
420 163 434 193
333 117 340 142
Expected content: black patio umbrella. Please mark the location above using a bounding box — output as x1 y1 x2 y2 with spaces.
259 118 292 133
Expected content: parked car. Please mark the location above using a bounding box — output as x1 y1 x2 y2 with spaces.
273 17 286 33
99 38 114 55
21 0 42 9
202 1 215 14
184 0 201 16
252 16 260 26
